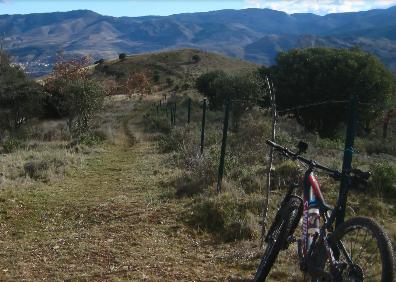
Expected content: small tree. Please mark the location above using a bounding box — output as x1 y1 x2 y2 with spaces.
192 54 201 64
44 56 105 139
119 53 127 60
270 47 395 137
166 77 174 88
61 80 105 137
0 51 44 135
196 70 264 131
125 72 151 97
94 58 105 65
152 70 160 83
195 70 226 109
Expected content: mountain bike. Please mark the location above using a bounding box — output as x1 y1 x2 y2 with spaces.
254 140 395 281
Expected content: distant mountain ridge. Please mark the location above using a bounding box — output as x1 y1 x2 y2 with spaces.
1 7 396 76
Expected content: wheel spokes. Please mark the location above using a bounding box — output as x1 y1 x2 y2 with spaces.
337 226 382 281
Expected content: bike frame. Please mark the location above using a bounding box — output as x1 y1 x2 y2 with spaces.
299 167 353 278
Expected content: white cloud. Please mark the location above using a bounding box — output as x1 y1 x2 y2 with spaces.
245 0 396 15
244 0 263 8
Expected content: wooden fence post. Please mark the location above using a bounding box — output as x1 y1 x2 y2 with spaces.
261 78 277 246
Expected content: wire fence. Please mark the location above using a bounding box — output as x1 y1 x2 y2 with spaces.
148 88 396 243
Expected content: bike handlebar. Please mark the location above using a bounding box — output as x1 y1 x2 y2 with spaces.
266 140 371 182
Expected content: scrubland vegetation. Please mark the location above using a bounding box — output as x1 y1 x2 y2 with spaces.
0 47 395 280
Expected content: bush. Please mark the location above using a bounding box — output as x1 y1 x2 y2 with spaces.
196 71 265 131
238 169 265 194
0 51 45 134
166 78 174 87
195 70 226 110
24 160 49 180
44 57 105 139
2 138 22 153
152 70 160 83
174 174 206 197
270 47 395 137
370 163 396 198
188 192 261 241
173 148 219 197
192 54 201 63
78 132 106 146
272 160 301 189
158 127 195 153
144 115 171 134
363 140 396 156
94 59 105 64
23 157 67 181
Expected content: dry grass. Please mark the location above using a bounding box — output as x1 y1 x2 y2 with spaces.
0 91 394 281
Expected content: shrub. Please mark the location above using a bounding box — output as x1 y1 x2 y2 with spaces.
94 59 105 64
0 51 45 134
363 140 396 156
174 174 206 197
196 71 265 131
370 163 396 198
144 115 171 134
192 54 201 63
2 138 22 153
24 160 49 180
272 160 301 189
44 57 105 139
23 157 67 181
78 132 106 146
158 127 195 153
240 175 263 194
269 47 395 137
152 70 160 83
188 192 261 241
195 70 226 110
166 78 174 87
173 147 219 197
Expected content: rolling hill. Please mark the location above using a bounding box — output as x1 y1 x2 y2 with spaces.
92 48 257 80
1 7 396 76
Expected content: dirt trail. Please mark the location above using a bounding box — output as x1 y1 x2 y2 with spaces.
0 103 260 281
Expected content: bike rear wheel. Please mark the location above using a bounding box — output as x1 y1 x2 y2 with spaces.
254 197 302 282
328 217 395 282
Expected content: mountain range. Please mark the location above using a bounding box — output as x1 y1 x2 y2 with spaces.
1 7 396 76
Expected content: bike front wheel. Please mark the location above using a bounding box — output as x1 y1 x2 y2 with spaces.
254 197 302 282
329 216 395 282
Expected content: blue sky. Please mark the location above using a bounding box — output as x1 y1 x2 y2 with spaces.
1 0 396 16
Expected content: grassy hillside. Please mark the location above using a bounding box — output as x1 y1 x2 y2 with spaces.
93 48 257 82
0 49 395 280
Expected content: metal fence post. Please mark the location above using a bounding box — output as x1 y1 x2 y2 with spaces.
200 98 207 155
174 102 177 125
170 105 173 125
336 95 358 228
216 96 231 193
187 98 191 124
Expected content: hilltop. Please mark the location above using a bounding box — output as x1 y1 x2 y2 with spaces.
92 49 257 82
2 7 396 76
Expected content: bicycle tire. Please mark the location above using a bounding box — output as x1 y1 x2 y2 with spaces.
329 216 395 282
254 197 302 282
